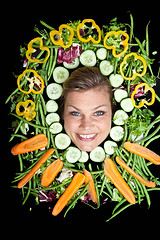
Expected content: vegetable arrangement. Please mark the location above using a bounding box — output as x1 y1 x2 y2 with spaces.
6 15 160 221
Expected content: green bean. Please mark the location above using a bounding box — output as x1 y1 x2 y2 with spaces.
18 154 23 172
129 13 134 44
11 113 48 130
22 180 32 205
9 120 23 142
48 48 58 81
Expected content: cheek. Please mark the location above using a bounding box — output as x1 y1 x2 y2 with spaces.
64 115 77 134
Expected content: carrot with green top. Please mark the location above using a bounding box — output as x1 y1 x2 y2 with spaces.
124 142 160 165
17 148 55 188
11 133 48 155
116 156 156 188
104 158 136 204
52 172 85 216
41 159 63 187
83 169 98 205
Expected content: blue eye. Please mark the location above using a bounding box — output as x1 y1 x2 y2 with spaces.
94 111 105 116
70 111 81 116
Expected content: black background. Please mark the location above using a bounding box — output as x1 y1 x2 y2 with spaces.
3 2 160 234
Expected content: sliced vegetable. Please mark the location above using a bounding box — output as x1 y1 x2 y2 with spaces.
120 98 134 112
52 172 85 216
131 83 155 108
113 110 128 125
80 50 96 67
99 60 114 76
16 100 36 122
96 48 107 60
90 146 105 162
55 133 71 150
46 113 60 126
109 74 124 88
77 19 101 44
18 148 55 188
83 169 98 204
65 146 81 163
46 83 63 100
49 122 63 134
114 88 128 103
50 24 74 48
46 100 58 113
104 158 136 204
53 66 69 83
110 126 124 142
124 142 160 165
116 156 156 188
11 133 48 155
79 151 89 163
41 159 63 187
63 58 79 69
104 140 118 155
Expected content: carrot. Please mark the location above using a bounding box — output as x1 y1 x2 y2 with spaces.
104 158 136 204
116 156 156 188
83 169 98 205
52 172 85 216
17 148 55 188
11 133 48 155
41 159 63 187
124 141 160 165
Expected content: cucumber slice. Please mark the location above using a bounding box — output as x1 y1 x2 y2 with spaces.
120 98 134 112
78 151 89 163
110 126 124 142
90 146 105 162
46 100 58 113
80 50 96 67
104 140 118 155
113 110 129 125
99 60 114 76
96 48 107 60
65 146 81 163
53 66 69 83
109 74 124 88
55 133 71 150
46 83 63 100
49 122 63 134
63 58 79 69
114 89 128 103
46 113 60 126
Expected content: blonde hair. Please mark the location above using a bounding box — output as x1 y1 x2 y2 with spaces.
58 66 115 117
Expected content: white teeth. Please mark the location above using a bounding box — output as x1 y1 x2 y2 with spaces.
79 134 96 139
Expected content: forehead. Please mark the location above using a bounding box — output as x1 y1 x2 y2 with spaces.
65 87 111 109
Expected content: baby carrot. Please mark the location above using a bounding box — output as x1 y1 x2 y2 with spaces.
83 169 98 205
41 159 63 187
52 172 85 216
124 141 160 165
11 133 48 155
17 148 55 188
104 158 136 204
116 156 156 188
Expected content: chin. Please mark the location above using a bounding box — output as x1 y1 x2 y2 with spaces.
76 143 97 152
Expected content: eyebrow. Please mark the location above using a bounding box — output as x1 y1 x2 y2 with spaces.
67 104 108 111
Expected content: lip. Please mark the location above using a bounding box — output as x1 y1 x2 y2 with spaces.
76 133 98 142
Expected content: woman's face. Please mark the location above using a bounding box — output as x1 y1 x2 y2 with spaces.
64 87 112 152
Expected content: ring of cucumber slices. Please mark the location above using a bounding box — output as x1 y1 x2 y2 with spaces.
8 16 160 220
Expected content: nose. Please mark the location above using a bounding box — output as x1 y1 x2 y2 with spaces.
79 116 93 130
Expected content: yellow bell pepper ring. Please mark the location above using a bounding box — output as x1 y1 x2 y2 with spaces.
120 52 147 80
26 37 50 64
17 69 44 95
50 24 74 49
103 30 129 58
131 83 155 108
76 19 101 44
16 100 36 121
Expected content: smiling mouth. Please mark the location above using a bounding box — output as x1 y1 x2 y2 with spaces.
76 133 98 141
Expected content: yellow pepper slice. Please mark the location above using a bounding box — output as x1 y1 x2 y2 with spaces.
131 83 155 108
120 52 147 80
26 37 50 63
16 100 36 121
76 19 101 44
17 69 44 94
50 24 74 48
103 30 129 58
